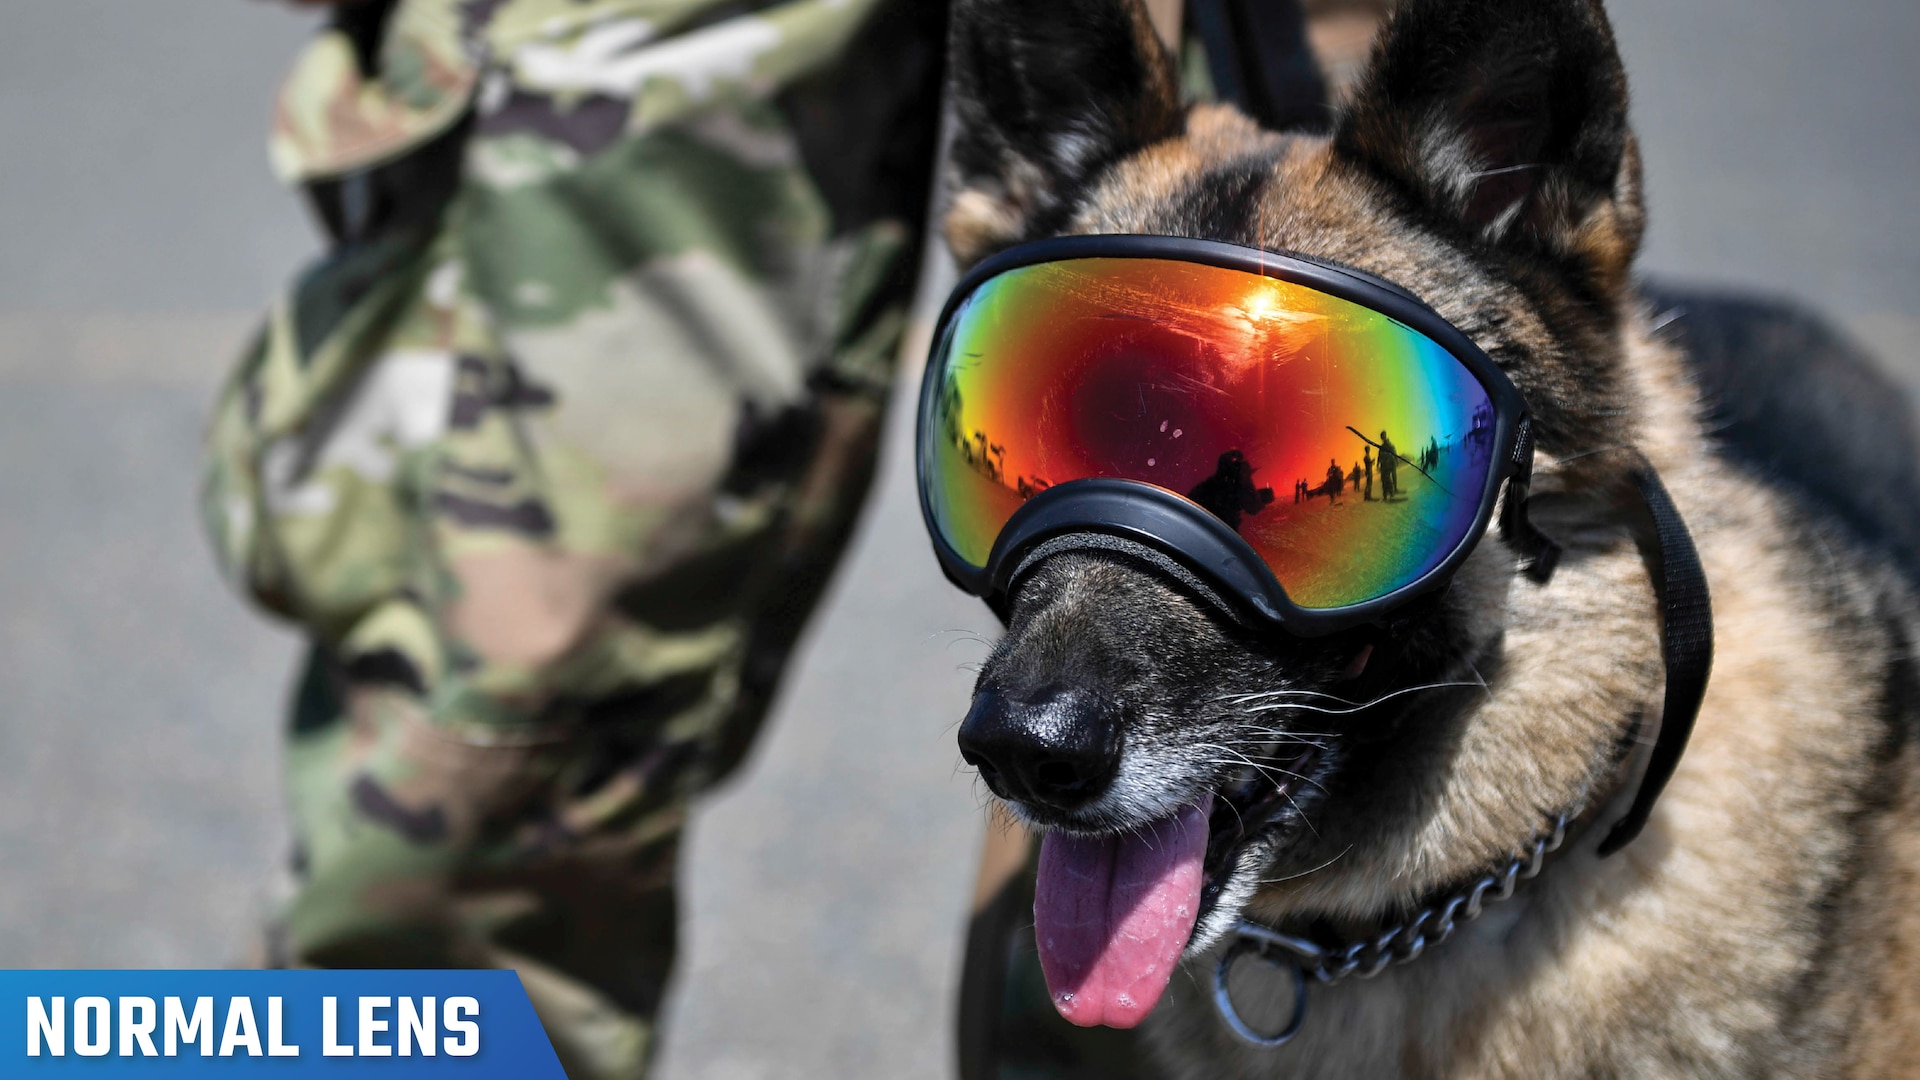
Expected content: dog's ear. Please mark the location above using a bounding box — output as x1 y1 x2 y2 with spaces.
944 0 1185 265
1335 0 1643 291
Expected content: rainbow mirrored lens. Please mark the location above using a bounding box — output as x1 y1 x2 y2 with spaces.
920 257 1499 610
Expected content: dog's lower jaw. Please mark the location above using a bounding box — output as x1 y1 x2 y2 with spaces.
1185 833 1277 955
1184 739 1334 949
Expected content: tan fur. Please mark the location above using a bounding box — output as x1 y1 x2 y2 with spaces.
1846 757 1920 1076
947 176 1046 269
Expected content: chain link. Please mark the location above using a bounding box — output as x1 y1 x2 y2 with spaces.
1214 813 1571 1046
1297 813 1566 985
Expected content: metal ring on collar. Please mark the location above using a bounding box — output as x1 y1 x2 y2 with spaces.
1214 936 1311 1047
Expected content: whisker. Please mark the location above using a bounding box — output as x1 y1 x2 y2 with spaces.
1218 687 1369 706
1196 746 1324 834
1258 844 1353 886
1212 729 1333 744
1190 744 1329 799
1460 658 1497 703
1244 680 1480 716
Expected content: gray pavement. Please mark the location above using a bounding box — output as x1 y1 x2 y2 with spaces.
0 2 1914 1078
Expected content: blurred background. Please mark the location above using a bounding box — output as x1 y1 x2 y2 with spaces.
0 1 1914 1077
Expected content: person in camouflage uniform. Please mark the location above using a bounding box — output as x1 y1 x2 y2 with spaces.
203 1 944 1075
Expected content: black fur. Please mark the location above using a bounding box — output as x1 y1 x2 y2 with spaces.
948 0 1185 245
1651 284 1920 581
1336 0 1632 257
1163 156 1279 244
1331 0 1643 461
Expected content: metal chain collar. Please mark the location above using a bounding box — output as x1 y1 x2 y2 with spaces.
1213 812 1571 1047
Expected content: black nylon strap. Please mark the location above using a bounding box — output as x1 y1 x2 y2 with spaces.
1596 456 1714 855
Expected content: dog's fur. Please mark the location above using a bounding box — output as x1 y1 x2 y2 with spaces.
945 0 1920 1075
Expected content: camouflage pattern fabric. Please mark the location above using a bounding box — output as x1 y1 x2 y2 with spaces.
271 0 474 183
202 1 944 1075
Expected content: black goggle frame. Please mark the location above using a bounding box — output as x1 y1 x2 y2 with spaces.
916 234 1539 636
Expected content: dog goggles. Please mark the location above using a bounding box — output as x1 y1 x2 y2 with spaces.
916 235 1535 634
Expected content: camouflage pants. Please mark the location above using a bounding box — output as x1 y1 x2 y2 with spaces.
202 1 944 1075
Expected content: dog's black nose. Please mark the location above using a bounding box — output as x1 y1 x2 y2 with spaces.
958 686 1122 812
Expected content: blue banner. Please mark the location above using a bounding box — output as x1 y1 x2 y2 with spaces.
0 971 565 1076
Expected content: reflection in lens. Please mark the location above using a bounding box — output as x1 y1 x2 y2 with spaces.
1185 450 1274 531
921 258 1496 610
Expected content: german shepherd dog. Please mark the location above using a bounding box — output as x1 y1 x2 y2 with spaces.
942 0 1920 1075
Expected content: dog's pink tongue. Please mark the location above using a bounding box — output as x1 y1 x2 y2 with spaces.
1033 796 1213 1029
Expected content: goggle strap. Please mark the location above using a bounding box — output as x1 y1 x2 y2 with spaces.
1498 419 1563 584
1007 531 1244 626
1596 454 1715 856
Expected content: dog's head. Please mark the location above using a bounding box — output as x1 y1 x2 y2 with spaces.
945 0 1669 1026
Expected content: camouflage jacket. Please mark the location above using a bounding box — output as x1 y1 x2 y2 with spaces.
270 0 888 183
204 0 942 748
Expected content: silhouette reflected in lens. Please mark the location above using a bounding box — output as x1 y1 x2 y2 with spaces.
1186 450 1276 532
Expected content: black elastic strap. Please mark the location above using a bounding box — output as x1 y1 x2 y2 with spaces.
1503 447 1713 855
1188 0 1331 133
1498 419 1564 583
1595 457 1714 855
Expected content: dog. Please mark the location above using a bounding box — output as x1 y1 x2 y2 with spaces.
940 0 1920 1075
